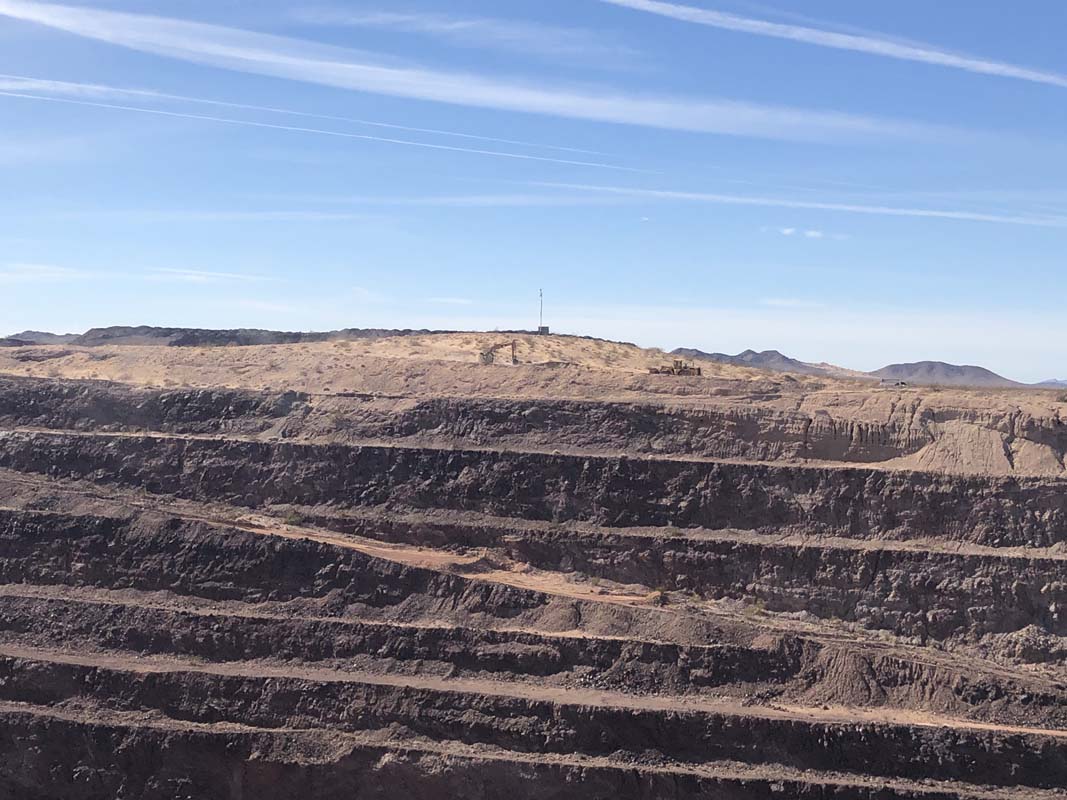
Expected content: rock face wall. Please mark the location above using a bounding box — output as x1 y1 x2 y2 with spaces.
312 396 923 463
0 375 1064 799
1 712 1043 800
319 515 1067 642
5 653 1067 787
0 376 303 434
1 429 1064 546
0 508 1064 796
4 376 1067 474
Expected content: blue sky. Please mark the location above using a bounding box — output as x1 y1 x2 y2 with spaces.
1 0 1066 380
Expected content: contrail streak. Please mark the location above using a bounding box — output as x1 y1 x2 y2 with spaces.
598 0 1067 89
0 72 610 156
539 182 1067 228
0 91 646 172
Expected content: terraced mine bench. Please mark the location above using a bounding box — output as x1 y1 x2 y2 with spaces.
0 374 1063 799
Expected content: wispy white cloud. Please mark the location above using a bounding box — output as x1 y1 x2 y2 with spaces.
760 297 823 309
351 286 386 304
229 291 382 318
771 226 841 239
808 186 1067 219
0 0 953 142
404 193 627 207
256 193 631 208
1 262 280 285
426 296 474 306
0 132 89 165
0 74 122 97
111 209 380 223
0 72 608 157
295 8 636 62
53 200 616 224
145 268 276 283
0 262 83 282
234 298 303 314
541 183 1067 229
598 0 1067 89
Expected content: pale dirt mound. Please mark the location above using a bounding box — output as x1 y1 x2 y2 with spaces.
0 333 815 396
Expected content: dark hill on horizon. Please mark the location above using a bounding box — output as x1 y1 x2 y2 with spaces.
870 361 1023 388
7 331 78 345
5 326 628 350
6 326 450 348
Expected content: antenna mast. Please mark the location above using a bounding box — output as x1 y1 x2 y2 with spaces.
537 289 549 335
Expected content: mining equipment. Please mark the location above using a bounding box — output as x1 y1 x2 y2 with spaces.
480 340 519 365
649 359 702 376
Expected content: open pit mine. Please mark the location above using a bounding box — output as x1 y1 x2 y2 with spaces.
0 330 1064 799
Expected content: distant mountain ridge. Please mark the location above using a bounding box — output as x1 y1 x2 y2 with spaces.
673 348 814 374
671 348 867 379
674 348 1043 388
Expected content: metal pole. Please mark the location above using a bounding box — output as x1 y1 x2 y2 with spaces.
539 289 543 330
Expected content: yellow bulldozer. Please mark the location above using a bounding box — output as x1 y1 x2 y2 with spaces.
649 359 702 376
